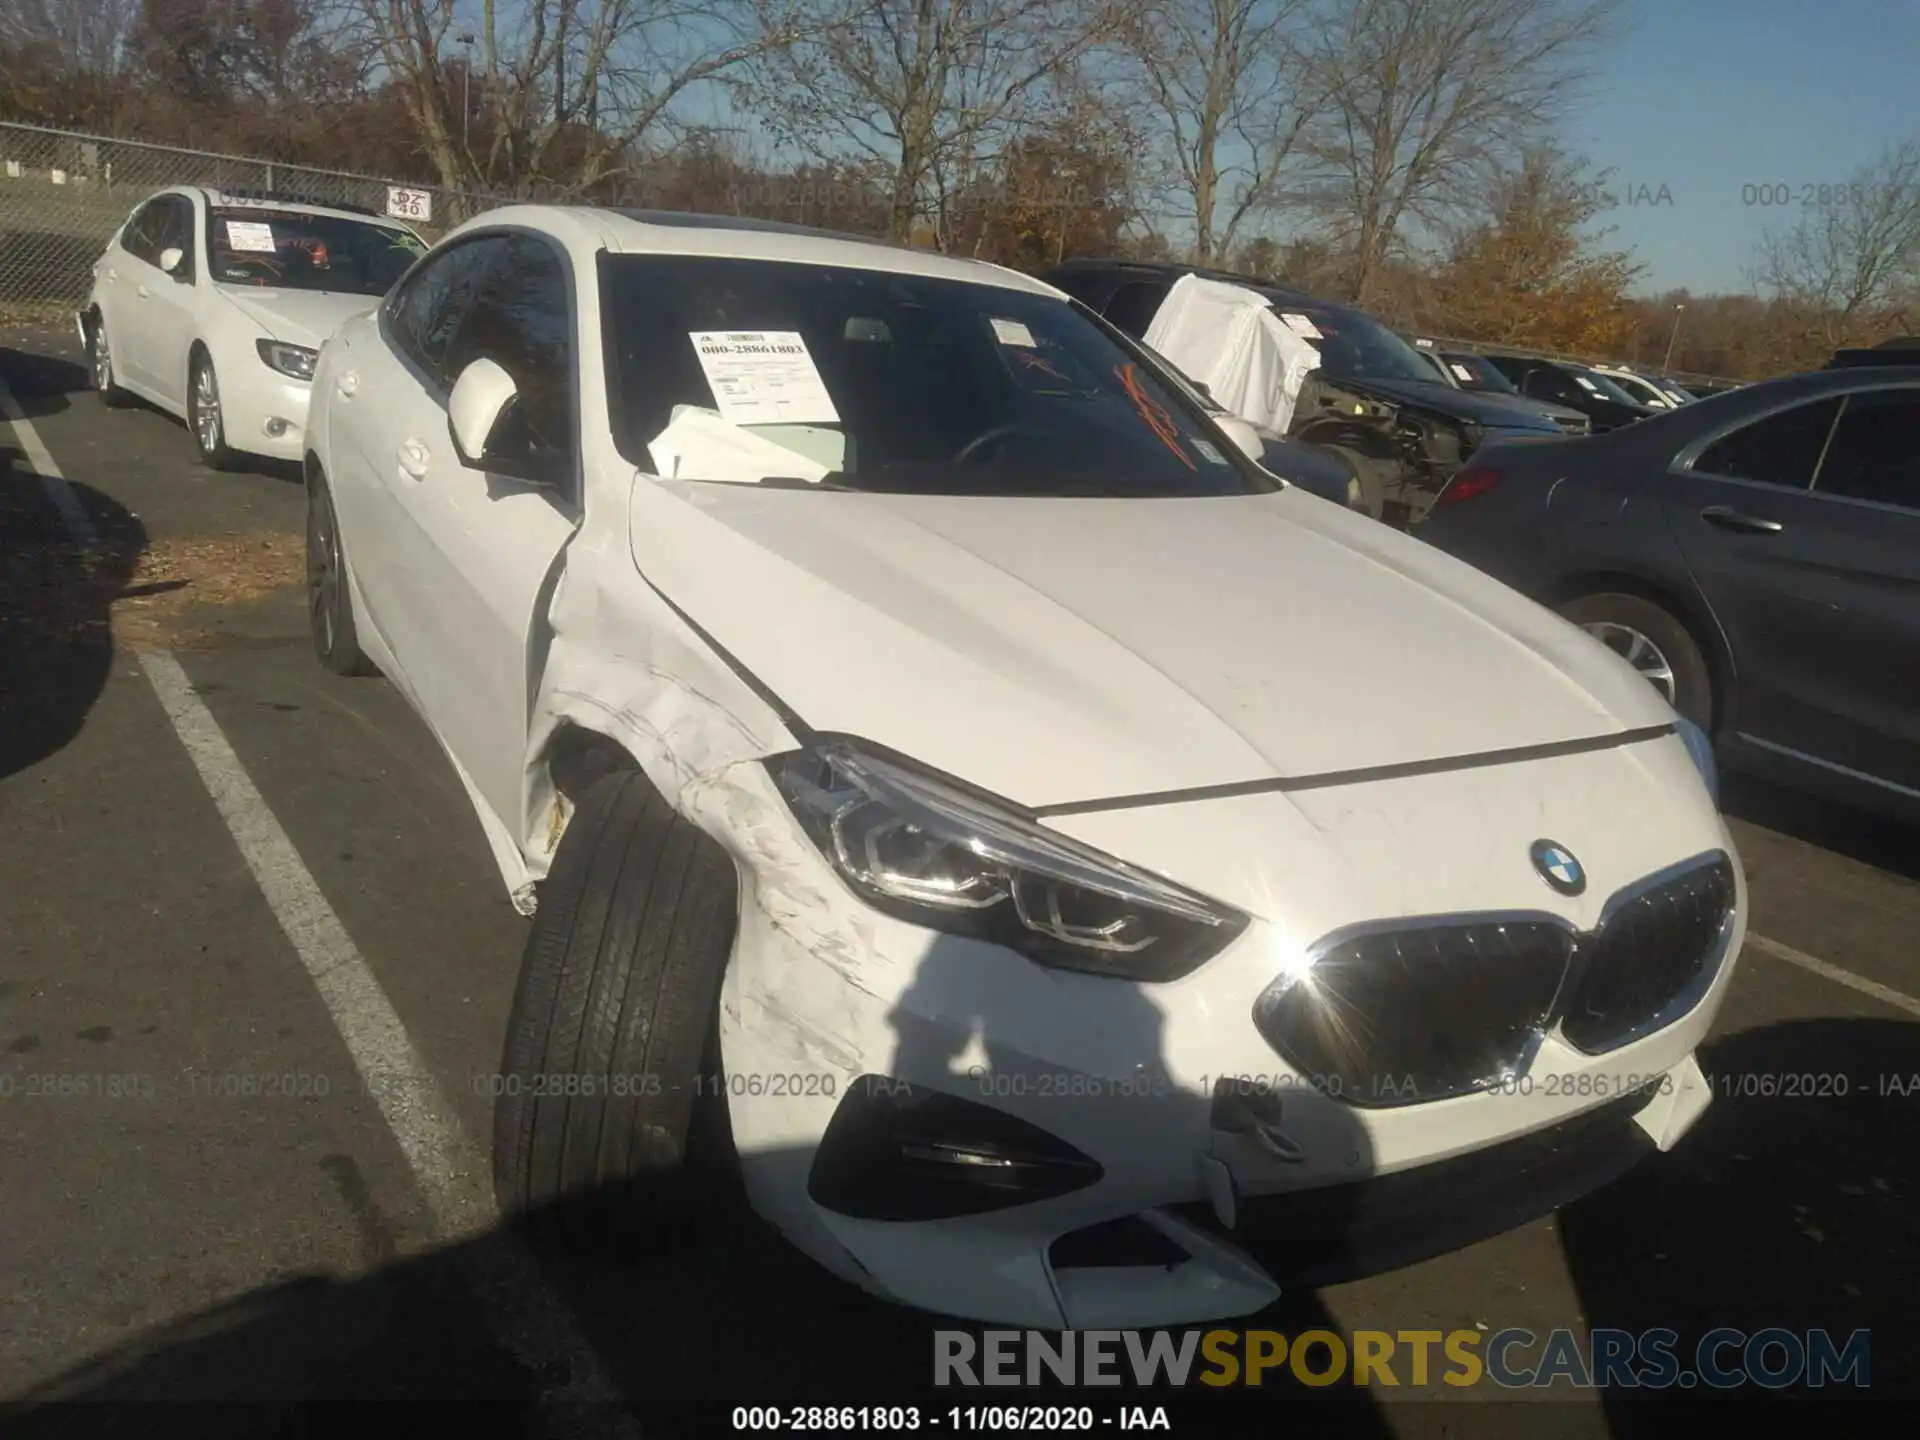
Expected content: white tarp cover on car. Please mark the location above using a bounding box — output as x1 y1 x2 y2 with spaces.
1142 274 1322 434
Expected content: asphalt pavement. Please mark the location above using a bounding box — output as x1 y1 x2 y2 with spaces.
2 325 1916 1437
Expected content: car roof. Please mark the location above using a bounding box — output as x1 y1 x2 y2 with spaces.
465 205 1063 297
190 186 412 229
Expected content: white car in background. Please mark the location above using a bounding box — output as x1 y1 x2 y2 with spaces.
303 206 1745 1329
1593 364 1689 410
79 186 427 468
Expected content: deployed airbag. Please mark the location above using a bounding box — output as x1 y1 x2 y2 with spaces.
1143 274 1321 434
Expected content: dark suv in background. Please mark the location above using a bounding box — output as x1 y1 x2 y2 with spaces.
1042 259 1585 524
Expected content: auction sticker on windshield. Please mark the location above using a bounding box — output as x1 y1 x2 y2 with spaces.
689 331 841 425
990 317 1037 347
225 221 277 253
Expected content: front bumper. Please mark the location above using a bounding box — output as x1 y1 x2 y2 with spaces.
711 738 1742 1329
221 363 313 460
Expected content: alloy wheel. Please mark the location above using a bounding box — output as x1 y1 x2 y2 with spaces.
194 360 223 454
92 326 113 392
308 488 339 655
1580 619 1676 704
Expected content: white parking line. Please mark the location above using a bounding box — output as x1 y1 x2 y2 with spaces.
1 376 637 1432
1745 932 1920 1021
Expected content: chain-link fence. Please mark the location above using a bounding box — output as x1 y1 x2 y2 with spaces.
0 122 501 320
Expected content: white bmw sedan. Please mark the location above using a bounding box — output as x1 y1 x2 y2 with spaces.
80 186 427 468
304 206 1745 1329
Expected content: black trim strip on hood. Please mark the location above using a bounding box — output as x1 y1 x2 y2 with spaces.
1029 723 1679 819
636 575 1676 823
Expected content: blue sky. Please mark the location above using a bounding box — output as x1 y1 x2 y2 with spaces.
1577 0 1920 295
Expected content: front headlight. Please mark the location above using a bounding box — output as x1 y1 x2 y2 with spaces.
1674 714 1719 806
256 339 318 381
768 741 1249 981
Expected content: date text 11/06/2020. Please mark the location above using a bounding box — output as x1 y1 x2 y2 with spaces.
732 1406 1174 1432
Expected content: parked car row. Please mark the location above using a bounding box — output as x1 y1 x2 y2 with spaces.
1041 259 1592 524
77 193 1748 1331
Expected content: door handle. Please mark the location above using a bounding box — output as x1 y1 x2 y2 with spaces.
107 268 119 281
397 439 430 479
335 371 358 400
136 284 149 298
1700 505 1782 534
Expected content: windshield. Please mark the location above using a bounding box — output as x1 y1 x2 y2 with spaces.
1568 365 1644 406
1441 353 1520 394
1279 302 1437 383
207 208 427 295
600 256 1277 497
1604 371 1668 404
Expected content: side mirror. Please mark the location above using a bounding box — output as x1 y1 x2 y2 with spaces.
159 247 185 275
448 357 564 487
449 357 520 466
1210 412 1268 462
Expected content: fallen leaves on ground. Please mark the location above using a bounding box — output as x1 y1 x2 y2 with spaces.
1 528 305 651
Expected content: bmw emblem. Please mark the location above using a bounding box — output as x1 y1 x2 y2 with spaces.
1530 840 1586 896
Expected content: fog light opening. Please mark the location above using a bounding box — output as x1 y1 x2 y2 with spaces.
263 417 293 438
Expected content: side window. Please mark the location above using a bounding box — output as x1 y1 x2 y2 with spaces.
1693 397 1842 490
447 234 575 469
154 197 195 279
1813 388 1920 511
1531 367 1579 403
386 236 504 388
120 201 162 263
1102 281 1172 339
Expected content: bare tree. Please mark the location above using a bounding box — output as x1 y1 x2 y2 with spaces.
0 0 138 124
1107 0 1317 266
355 0 794 196
1751 140 1920 353
749 0 1113 245
1295 0 1619 307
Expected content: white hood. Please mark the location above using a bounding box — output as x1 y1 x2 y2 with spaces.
628 480 1676 811
218 288 382 349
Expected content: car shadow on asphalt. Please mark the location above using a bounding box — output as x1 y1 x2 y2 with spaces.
1558 1017 1920 1421
0 346 89 418
0 453 146 782
1720 772 1920 883
2 1155 1401 1438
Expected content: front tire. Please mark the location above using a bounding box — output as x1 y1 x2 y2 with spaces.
492 768 740 1221
188 348 239 471
307 468 377 676
1559 592 1713 729
89 314 132 408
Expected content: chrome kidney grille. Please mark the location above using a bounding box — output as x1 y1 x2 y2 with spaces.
1252 853 1737 1109
1558 856 1737 1053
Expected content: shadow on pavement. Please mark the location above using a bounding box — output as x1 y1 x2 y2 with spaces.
0 453 146 782
0 347 89 419
1720 771 1920 883
2 1149 1400 1438
1559 1017 1919 1424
